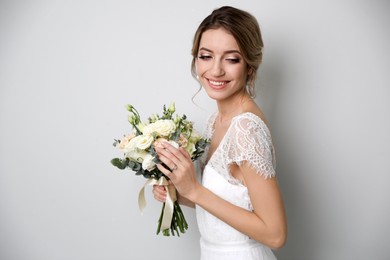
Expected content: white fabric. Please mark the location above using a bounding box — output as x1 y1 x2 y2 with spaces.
195 112 277 260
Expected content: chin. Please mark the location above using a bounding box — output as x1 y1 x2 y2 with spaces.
204 87 244 102
205 92 230 101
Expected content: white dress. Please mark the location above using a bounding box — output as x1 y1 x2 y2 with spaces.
196 112 277 260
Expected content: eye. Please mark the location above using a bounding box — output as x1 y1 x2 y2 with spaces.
226 58 240 64
198 55 212 61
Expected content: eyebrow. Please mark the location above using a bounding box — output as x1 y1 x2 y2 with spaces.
199 47 242 55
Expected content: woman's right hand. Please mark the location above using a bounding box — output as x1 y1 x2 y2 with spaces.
152 185 167 203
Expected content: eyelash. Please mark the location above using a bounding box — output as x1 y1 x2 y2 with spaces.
198 55 241 64
227 58 240 64
198 55 212 60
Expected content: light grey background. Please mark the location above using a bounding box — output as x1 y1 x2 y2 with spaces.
1 0 389 259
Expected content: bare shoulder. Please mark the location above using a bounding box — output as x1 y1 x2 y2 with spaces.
242 100 269 126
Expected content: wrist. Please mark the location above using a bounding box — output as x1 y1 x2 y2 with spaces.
187 182 203 204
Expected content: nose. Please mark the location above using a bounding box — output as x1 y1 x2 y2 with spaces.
211 60 225 77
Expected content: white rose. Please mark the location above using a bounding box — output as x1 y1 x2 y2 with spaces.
125 149 148 162
124 137 148 162
124 136 137 153
142 124 153 135
134 135 154 150
142 153 156 171
143 119 176 137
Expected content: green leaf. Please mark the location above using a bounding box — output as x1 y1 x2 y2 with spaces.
127 160 142 172
110 158 128 170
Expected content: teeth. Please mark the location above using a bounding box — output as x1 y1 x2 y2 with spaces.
209 80 226 86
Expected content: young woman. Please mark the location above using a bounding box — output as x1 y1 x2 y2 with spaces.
153 6 287 260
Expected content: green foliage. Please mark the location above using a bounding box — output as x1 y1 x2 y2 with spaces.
191 139 208 160
110 158 129 170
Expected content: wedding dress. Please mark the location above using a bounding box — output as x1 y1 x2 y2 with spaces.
196 112 277 260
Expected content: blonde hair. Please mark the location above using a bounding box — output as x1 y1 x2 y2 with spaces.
191 6 264 98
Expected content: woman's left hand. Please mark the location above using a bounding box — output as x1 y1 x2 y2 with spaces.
155 141 200 201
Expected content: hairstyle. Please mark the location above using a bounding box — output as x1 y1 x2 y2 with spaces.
191 6 264 98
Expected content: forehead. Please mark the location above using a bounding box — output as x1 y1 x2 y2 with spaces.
199 27 240 52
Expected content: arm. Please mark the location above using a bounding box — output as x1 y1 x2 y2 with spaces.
177 192 196 208
190 163 287 249
155 142 287 249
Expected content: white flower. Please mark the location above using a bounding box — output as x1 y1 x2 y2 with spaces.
143 119 176 137
124 136 148 162
134 135 154 150
125 149 148 162
142 153 156 171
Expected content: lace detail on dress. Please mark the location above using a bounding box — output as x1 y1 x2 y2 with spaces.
207 112 276 185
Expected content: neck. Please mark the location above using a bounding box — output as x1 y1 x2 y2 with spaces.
216 92 253 123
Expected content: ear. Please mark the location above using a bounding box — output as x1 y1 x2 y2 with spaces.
247 66 253 76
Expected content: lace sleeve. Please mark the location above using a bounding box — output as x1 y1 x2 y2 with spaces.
225 114 276 179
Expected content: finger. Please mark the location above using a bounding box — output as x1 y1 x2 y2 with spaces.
164 143 192 166
156 163 173 178
153 192 166 202
161 142 187 162
153 185 166 193
152 188 164 198
152 186 167 202
179 147 192 160
153 186 167 196
156 147 180 170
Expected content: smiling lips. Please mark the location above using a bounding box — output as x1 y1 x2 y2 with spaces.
207 79 230 89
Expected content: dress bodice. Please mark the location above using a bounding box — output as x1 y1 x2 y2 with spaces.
195 112 277 260
196 165 252 242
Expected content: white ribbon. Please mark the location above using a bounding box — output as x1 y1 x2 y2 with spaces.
138 176 177 231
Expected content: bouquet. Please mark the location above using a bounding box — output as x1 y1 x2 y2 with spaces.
111 103 208 236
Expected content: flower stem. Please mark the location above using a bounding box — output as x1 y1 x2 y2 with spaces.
156 202 165 235
156 201 188 236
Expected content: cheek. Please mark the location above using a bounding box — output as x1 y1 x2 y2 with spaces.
195 58 214 75
195 62 207 75
232 67 248 82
